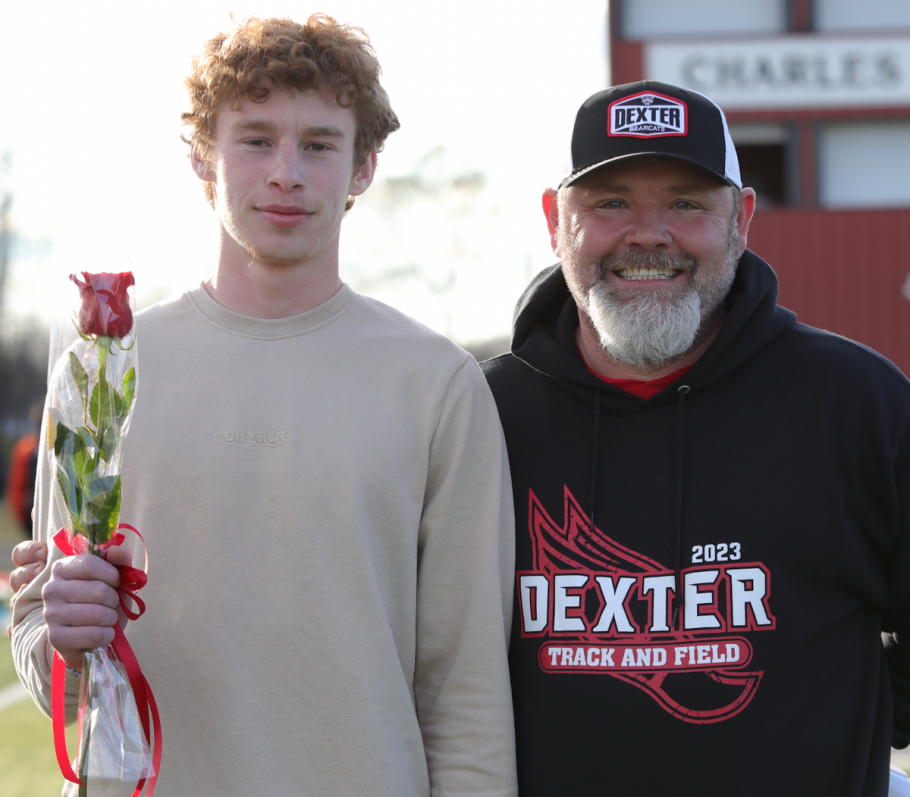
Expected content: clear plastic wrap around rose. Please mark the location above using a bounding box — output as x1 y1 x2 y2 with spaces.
46 272 156 795
76 648 155 783
46 280 137 547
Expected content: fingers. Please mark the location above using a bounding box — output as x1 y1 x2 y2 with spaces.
8 541 49 639
49 552 123 590
11 540 47 568
9 541 48 593
8 542 133 594
9 562 46 593
103 545 133 569
46 615 118 665
42 554 124 670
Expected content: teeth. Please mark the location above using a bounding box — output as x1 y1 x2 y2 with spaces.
616 267 679 280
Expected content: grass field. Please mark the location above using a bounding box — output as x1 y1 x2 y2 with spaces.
1 499 79 796
0 629 17 690
1 634 78 797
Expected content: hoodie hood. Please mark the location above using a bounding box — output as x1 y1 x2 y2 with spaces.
510 249 797 407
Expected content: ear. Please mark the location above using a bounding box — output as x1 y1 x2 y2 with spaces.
349 149 377 198
542 188 560 254
191 145 215 184
735 187 757 256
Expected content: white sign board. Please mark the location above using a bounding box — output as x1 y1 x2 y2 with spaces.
645 35 910 109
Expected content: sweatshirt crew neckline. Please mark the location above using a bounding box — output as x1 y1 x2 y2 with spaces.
186 282 357 340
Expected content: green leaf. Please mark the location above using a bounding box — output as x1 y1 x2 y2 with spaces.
53 422 72 458
121 368 136 413
56 464 84 535
69 353 89 409
74 426 96 453
72 446 95 487
89 383 116 459
89 383 99 428
85 475 121 546
53 424 102 537
55 468 74 514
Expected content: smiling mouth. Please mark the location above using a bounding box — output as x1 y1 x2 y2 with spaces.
615 267 681 281
259 205 309 215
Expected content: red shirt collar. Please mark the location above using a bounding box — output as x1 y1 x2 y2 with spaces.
578 344 692 399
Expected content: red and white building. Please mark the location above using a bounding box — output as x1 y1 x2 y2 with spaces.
610 0 910 373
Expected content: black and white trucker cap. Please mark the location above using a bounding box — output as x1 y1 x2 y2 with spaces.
561 80 742 189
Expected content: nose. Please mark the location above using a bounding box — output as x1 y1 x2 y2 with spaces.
623 203 672 250
267 143 305 191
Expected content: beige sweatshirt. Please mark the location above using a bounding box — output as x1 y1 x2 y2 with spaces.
12 284 517 797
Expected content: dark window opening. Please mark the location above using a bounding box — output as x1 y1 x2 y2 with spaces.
729 124 795 207
737 144 788 207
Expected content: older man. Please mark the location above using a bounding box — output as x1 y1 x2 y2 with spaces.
481 81 910 795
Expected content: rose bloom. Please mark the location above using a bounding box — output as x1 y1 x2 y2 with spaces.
70 272 135 338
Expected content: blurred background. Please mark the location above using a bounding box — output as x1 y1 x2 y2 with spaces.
0 0 608 486
612 0 910 378
2 0 910 454
2 0 910 523
0 0 608 557
2 0 910 788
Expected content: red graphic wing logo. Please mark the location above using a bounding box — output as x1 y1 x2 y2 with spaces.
529 486 664 575
612 670 764 723
525 486 766 725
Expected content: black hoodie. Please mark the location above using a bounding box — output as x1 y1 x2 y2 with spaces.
482 251 910 796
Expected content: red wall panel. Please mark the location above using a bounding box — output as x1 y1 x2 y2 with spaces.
611 41 644 85
747 208 910 375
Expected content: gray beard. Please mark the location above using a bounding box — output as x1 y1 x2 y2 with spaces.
585 248 736 371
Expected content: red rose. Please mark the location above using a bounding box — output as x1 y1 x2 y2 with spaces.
70 272 135 338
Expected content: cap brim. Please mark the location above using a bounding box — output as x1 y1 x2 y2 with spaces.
560 152 740 190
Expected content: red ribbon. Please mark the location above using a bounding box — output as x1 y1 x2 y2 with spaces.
51 524 162 796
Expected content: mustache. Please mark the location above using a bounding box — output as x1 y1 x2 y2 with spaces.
595 249 699 280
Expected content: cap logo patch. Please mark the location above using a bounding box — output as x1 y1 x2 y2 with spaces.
608 92 687 138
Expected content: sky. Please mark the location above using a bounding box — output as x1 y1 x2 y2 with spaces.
0 1 609 344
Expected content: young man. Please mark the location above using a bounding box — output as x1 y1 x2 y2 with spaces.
11 16 517 796
482 81 910 795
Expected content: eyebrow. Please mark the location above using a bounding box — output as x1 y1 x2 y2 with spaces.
584 181 631 193
666 183 718 193
231 119 279 134
582 181 716 194
230 120 347 139
303 125 346 139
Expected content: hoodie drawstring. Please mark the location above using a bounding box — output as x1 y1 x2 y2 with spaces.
671 385 690 630
588 389 601 538
588 383 690 631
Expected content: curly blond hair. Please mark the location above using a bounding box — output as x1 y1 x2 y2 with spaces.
183 14 400 208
